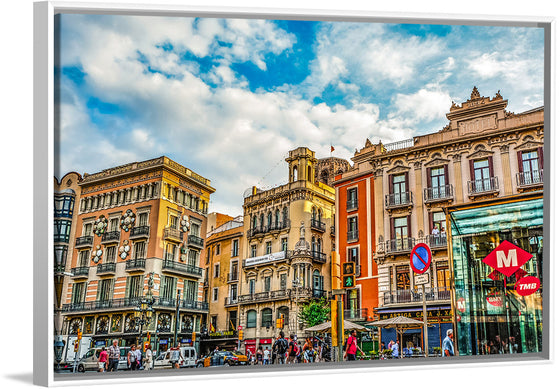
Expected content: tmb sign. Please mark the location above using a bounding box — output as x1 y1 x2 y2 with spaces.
482 240 533 277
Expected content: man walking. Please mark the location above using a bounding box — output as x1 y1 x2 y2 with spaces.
287 334 298 364
343 330 364 361
106 339 120 372
272 331 287 364
442 329 454 357
391 340 400 358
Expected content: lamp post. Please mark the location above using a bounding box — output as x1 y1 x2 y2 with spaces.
54 335 64 370
134 273 155 350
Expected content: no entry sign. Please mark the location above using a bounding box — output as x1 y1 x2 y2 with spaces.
410 243 432 274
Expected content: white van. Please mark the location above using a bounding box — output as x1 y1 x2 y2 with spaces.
76 346 131 372
153 347 197 369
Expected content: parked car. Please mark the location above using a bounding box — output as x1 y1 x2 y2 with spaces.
153 347 198 369
196 350 248 367
76 346 131 372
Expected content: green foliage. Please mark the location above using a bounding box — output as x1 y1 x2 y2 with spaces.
298 298 331 327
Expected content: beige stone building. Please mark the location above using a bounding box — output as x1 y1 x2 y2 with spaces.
238 147 338 354
356 87 543 352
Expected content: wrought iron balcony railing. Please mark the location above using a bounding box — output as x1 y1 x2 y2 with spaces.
130 225 150 239
310 219 326 233
385 192 413 208
96 262 116 275
425 234 447 249
347 230 359 242
187 234 204 249
385 237 415 254
75 236 93 247
516 170 544 187
424 184 454 202
61 297 208 313
162 259 203 278
467 177 499 194
70 266 90 278
101 230 120 243
163 227 183 242
311 251 327 264
125 258 146 271
383 287 451 305
346 199 358 210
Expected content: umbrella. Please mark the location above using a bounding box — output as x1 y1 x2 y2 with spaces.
367 316 428 358
303 320 367 333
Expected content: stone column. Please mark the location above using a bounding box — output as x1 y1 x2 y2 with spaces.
500 144 513 195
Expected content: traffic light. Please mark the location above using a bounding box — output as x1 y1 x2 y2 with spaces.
147 332 151 343
342 274 355 288
77 328 82 341
74 340 79 353
191 331 196 343
331 251 341 289
280 314 285 328
342 262 355 276
238 330 243 340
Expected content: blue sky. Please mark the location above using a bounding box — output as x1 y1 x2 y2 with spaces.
54 14 545 216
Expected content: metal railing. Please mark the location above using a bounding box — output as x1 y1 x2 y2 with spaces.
248 220 291 238
424 185 454 202
187 234 204 248
311 251 327 263
385 237 415 254
347 230 359 241
344 308 368 321
130 225 150 238
71 266 90 277
96 262 116 274
75 236 93 247
162 259 203 277
101 230 120 243
224 297 238 306
227 272 238 282
346 199 358 210
383 287 451 305
384 139 414 152
385 192 413 207
61 297 208 313
467 177 499 194
163 227 183 241
310 219 326 232
425 234 447 248
125 258 146 271
516 170 543 186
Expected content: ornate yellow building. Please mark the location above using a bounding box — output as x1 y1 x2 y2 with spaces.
60 156 215 353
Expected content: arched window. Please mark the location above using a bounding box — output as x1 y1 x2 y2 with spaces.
318 208 322 222
275 209 280 228
312 237 317 252
261 308 273 328
252 215 257 230
247 310 257 328
311 207 316 221
283 207 289 226
260 214 264 228
293 166 298 181
267 212 272 228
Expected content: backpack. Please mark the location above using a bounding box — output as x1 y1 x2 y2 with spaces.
276 338 288 354
294 344 300 356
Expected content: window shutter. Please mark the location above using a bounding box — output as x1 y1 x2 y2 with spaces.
390 218 395 240
469 160 475 180
428 212 434 233
404 172 409 192
538 147 544 170
389 175 394 194
407 215 411 239
443 165 449 186
426 168 432 188
517 151 524 173
125 277 131 300
488 156 495 177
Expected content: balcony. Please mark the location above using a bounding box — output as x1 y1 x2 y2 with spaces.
311 251 327 264
101 230 120 244
130 225 150 239
310 219 326 233
238 289 290 304
385 192 413 209
467 177 499 196
125 258 146 272
75 236 93 248
61 297 208 313
347 230 359 242
162 259 203 278
425 234 447 249
187 234 204 249
70 266 90 279
227 272 238 282
516 170 543 188
385 237 415 254
96 262 116 275
344 308 368 321
423 185 454 203
248 220 291 238
382 287 451 306
163 227 183 242
346 199 358 211
224 297 238 306
312 289 328 299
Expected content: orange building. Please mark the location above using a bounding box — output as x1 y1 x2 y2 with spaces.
60 156 215 353
333 146 379 322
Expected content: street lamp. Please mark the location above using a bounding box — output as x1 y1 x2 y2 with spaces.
292 278 303 333
54 335 64 370
134 296 154 348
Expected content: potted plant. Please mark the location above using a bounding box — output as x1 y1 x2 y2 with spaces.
432 347 442 356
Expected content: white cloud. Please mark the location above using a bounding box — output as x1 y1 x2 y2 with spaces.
391 88 452 123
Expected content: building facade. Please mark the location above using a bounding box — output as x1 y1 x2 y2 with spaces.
59 156 215 354
333 144 379 323
346 87 543 354
239 147 337 354
202 214 244 353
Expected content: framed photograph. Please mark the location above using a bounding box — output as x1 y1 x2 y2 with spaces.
33 1 554 387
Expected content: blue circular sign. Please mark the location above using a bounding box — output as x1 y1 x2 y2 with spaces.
410 243 432 274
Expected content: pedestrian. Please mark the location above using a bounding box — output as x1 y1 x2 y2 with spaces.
263 346 270 365
246 348 252 365
391 340 400 358
256 346 263 365
128 344 138 370
343 330 364 361
287 334 298 364
98 347 108 372
302 337 314 363
107 339 120 372
145 344 153 370
442 329 454 357
272 331 288 364
135 344 143 369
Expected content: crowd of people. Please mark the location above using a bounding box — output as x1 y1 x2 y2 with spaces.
96 339 154 372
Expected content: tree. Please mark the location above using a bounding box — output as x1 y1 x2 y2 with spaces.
299 298 330 327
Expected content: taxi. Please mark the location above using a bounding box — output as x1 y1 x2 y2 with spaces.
197 350 248 367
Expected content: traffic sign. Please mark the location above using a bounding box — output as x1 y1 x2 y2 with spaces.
342 262 355 276
483 240 533 277
410 243 432 274
238 326 243 331
414 273 430 285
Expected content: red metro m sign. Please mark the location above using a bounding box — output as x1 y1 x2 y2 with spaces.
482 240 533 277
